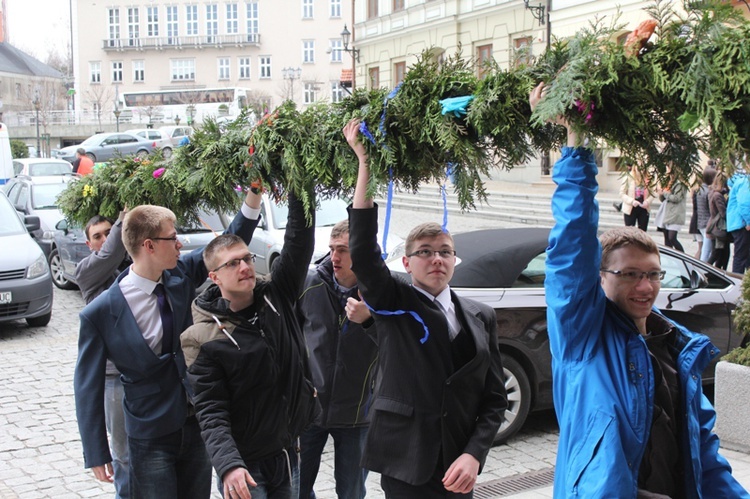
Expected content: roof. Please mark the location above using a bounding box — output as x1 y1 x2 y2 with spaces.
0 43 64 78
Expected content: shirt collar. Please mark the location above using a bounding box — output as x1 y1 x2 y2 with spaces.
413 285 452 309
127 265 163 296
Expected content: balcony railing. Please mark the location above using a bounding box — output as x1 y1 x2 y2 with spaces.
102 33 261 51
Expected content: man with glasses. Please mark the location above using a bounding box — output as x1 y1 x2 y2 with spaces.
532 83 748 497
74 187 262 499
180 190 318 499
343 119 507 498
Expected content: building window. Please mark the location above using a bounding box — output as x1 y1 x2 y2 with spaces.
186 5 198 36
331 81 344 103
394 61 406 85
147 6 159 37
393 0 405 12
239 57 251 79
133 60 145 82
112 61 123 83
330 0 341 17
302 0 314 18
167 6 179 44
226 4 238 34
368 0 378 19
513 37 532 67
329 39 343 63
477 44 492 78
303 40 315 64
259 56 271 78
206 4 218 43
89 62 101 84
246 2 259 41
127 8 140 46
108 8 120 46
218 58 231 80
369 67 380 89
171 59 196 81
304 82 316 104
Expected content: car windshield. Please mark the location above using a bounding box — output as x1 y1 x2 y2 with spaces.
81 135 105 146
269 197 348 230
32 183 68 209
0 195 26 236
29 162 72 176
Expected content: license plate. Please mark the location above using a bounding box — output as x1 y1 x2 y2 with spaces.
0 291 11 304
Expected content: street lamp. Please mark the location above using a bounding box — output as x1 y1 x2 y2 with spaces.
113 107 121 132
174 115 181 126
32 91 41 156
340 25 360 62
281 67 302 101
523 0 546 25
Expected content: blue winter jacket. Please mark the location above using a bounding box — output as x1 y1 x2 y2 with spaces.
546 147 749 498
726 173 750 232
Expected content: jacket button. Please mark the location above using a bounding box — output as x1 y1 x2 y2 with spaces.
446 380 451 386
443 412 448 418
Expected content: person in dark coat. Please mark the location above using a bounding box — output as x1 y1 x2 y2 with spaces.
344 118 507 498
297 220 377 499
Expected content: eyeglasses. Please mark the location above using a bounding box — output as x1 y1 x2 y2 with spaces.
212 254 257 272
407 249 457 259
601 269 666 282
150 236 179 243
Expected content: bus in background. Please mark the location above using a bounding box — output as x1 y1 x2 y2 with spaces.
119 87 250 125
0 123 13 185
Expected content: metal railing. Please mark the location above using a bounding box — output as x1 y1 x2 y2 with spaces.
102 33 261 51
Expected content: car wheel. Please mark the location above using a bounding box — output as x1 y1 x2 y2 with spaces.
162 147 173 159
48 248 78 290
494 353 532 445
136 149 149 158
27 311 52 327
86 152 96 162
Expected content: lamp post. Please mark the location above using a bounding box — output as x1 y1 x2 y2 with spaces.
175 115 181 126
340 25 360 62
281 67 302 101
32 92 41 157
113 107 121 132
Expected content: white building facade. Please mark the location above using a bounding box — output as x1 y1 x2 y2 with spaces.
73 0 353 124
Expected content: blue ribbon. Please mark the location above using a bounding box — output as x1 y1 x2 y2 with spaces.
441 164 453 233
362 299 430 344
382 167 394 260
439 95 475 118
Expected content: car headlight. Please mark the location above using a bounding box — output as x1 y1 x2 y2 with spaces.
27 254 49 279
42 230 56 240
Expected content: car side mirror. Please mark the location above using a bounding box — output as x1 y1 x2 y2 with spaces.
690 269 707 289
25 215 41 233
55 219 69 233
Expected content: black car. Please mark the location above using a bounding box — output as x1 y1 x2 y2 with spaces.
388 227 747 443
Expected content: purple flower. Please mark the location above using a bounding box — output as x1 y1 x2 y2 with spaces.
153 167 166 179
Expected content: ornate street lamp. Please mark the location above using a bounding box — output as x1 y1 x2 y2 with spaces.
113 106 121 132
174 115 181 126
281 67 302 101
32 91 41 156
340 25 360 62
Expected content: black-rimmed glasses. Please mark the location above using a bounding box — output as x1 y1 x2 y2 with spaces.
212 254 257 272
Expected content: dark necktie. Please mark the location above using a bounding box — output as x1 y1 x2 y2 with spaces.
153 283 174 355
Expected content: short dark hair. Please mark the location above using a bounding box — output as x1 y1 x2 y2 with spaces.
84 215 114 241
703 168 717 186
204 233 246 272
76 147 86 156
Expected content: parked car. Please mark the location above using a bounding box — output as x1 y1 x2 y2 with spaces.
12 158 73 177
125 128 174 158
0 190 53 327
159 125 193 147
52 210 229 289
386 227 748 443
251 195 404 275
52 132 155 163
3 175 73 258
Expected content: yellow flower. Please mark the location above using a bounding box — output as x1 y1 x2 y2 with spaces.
82 184 96 198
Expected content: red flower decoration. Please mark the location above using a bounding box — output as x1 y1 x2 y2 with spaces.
153 167 166 179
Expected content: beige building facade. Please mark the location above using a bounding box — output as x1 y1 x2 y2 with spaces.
73 0 353 125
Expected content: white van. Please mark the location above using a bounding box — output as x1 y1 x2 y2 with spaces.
0 123 14 186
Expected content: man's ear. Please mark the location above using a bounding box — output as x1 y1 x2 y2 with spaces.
85 240 93 251
208 271 221 286
402 255 411 274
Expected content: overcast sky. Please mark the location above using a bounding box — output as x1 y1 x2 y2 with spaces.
5 0 71 61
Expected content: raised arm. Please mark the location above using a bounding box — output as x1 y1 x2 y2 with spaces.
75 212 128 303
345 119 373 210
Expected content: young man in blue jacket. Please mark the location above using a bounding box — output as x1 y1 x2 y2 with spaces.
532 82 749 498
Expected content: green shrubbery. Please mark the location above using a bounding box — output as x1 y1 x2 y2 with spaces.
726 273 750 366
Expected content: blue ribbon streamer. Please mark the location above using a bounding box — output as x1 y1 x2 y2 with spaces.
441 164 452 233
382 168 394 260
362 299 430 344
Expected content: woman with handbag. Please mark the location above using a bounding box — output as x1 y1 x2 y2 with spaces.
707 173 730 270
619 164 653 231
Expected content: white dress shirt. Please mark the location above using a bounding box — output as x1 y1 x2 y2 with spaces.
119 268 170 355
414 285 461 340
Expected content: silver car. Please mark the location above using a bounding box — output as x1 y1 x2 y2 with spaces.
0 191 53 327
125 128 175 158
53 132 155 163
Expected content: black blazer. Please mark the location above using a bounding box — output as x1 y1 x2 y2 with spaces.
348 205 507 486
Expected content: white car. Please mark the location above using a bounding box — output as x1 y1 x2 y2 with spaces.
125 128 174 158
12 158 73 177
250 196 404 275
158 125 194 148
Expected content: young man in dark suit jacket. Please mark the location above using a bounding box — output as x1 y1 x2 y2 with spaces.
344 119 507 498
74 190 261 499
